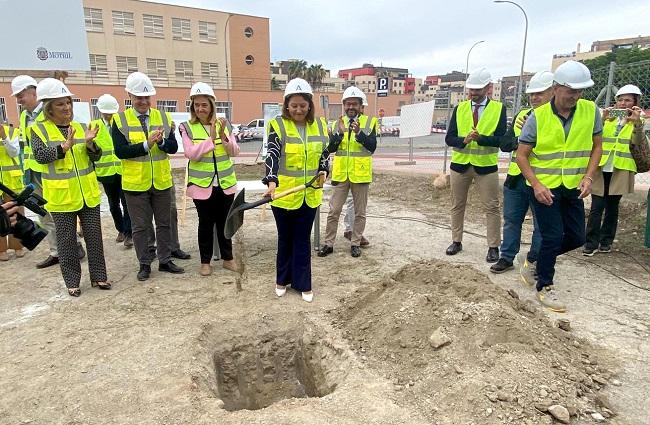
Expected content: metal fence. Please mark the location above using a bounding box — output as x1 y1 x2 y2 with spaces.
582 60 650 109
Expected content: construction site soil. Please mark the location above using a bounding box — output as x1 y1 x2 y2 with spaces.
1 165 648 425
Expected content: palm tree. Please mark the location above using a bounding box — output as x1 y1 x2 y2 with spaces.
306 64 326 89
287 60 307 80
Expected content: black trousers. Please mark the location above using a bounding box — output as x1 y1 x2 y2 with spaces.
585 172 622 250
193 186 234 264
271 202 317 293
100 174 131 236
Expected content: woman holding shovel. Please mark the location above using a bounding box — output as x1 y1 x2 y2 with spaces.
263 78 329 302
180 82 240 276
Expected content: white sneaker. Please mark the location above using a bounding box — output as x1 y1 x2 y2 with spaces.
275 285 286 297
518 254 536 288
536 286 567 313
301 291 314 303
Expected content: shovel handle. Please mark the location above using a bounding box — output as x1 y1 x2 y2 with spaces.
271 173 323 200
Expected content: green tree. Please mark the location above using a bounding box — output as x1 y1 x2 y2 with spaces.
306 64 326 89
583 47 650 69
271 76 280 90
287 60 307 80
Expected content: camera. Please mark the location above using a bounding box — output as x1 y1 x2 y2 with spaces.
0 183 49 251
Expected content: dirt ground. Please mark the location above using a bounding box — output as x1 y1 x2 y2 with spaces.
1 165 649 425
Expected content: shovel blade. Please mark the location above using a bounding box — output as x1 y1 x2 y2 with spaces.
224 188 246 239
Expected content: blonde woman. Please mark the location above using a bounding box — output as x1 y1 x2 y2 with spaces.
31 78 108 297
180 82 240 276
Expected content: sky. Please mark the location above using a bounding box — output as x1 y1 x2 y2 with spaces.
152 0 650 79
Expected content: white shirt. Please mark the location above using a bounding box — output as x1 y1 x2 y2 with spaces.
471 97 489 121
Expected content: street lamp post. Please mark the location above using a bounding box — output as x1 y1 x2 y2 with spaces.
494 0 528 112
224 14 234 120
464 40 485 97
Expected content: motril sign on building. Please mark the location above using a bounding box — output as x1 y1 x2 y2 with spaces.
0 0 90 70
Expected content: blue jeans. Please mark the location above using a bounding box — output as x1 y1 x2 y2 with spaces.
500 177 542 263
529 185 586 290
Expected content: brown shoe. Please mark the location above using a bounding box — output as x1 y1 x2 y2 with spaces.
124 235 133 248
116 232 126 243
223 259 239 272
199 264 213 276
343 231 352 241
360 236 370 247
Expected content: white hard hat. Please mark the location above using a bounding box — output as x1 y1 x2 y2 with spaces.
11 75 38 96
190 82 215 99
342 86 365 103
553 60 594 89
361 92 368 107
526 71 554 94
125 72 156 96
616 84 642 98
96 94 119 114
284 78 313 99
36 78 74 102
466 67 492 89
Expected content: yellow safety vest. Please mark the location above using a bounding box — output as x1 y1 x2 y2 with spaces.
529 99 596 189
331 114 377 183
91 118 122 177
30 120 101 213
114 108 173 192
0 125 23 194
268 116 328 210
451 99 503 167
599 119 637 173
507 108 532 177
20 109 47 173
181 120 237 189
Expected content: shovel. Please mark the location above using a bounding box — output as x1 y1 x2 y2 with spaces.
224 172 325 239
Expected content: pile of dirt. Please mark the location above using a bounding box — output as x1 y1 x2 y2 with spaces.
334 259 618 424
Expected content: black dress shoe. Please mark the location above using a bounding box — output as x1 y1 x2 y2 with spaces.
78 243 86 260
171 249 191 260
137 264 151 281
317 245 333 257
486 247 499 263
489 258 513 274
159 261 185 274
351 245 361 257
36 255 59 269
446 242 462 256
343 231 352 241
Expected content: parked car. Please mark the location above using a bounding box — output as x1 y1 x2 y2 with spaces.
244 118 265 140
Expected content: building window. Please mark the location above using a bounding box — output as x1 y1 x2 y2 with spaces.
198 21 217 43
174 60 193 80
0 97 6 123
116 56 138 74
157 100 177 112
112 11 135 35
201 62 219 81
90 98 102 120
143 14 164 38
185 100 192 112
215 101 232 120
124 99 132 108
245 55 254 65
84 8 103 32
89 54 108 77
172 18 191 40
72 98 81 103
244 27 254 38
146 58 167 79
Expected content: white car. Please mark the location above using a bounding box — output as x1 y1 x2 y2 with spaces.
244 119 265 140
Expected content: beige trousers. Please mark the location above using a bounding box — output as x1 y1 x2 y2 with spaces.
324 180 369 246
450 168 501 247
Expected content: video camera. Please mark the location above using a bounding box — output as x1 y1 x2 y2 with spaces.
0 182 48 250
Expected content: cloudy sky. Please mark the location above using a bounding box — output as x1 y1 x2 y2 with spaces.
154 0 650 79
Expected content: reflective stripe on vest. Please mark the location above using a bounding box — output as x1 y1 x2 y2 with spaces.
0 125 24 193
507 108 532 177
599 120 637 173
182 120 237 189
30 121 101 212
331 114 376 183
451 100 502 167
269 116 327 210
20 109 47 173
91 119 122 177
115 108 173 192
528 99 596 189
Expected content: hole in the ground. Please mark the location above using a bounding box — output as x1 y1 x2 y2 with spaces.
210 326 344 411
